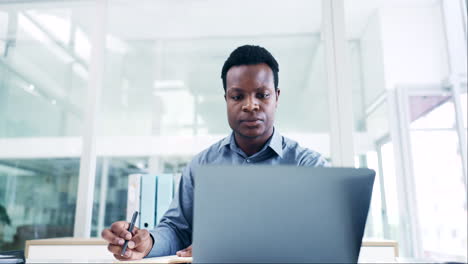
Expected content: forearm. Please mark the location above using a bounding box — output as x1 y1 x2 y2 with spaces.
146 225 185 257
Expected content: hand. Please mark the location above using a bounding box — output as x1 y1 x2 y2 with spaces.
101 221 153 260
176 245 192 257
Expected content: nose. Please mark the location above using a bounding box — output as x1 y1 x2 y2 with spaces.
241 96 259 112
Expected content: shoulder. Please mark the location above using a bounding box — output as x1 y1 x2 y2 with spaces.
181 136 228 182
189 136 228 166
282 136 329 167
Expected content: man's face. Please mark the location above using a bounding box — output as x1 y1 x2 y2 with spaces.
225 63 280 139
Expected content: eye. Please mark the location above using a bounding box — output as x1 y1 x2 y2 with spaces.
257 93 270 99
231 95 243 101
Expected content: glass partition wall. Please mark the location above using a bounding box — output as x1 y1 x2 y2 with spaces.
0 1 93 251
345 0 467 261
0 0 466 262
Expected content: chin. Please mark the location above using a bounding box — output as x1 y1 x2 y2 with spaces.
237 126 266 138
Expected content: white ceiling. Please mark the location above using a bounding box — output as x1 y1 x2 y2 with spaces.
106 0 323 40
103 0 440 40
0 0 441 40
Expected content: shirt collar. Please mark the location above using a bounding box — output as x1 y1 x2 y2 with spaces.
218 128 283 158
219 134 232 150
268 128 284 158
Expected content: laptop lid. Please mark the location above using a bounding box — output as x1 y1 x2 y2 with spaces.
192 166 375 263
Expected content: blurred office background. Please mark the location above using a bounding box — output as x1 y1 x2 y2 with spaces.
0 0 466 262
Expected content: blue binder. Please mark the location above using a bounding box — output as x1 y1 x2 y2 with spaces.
155 174 174 225
140 175 157 229
135 174 175 229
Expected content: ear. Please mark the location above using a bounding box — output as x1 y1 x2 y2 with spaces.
275 89 281 105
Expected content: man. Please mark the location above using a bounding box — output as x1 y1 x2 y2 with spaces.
102 45 328 260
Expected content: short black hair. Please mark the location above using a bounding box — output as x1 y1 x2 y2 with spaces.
221 45 279 91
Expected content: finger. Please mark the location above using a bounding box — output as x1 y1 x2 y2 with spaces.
111 221 132 240
177 250 191 257
131 226 139 235
176 247 188 256
177 245 192 257
107 244 122 255
101 229 117 244
130 229 150 249
123 249 133 258
102 229 125 246
108 244 133 258
113 254 126 261
113 253 132 261
111 221 129 231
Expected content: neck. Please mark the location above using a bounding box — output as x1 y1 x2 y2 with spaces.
234 127 274 157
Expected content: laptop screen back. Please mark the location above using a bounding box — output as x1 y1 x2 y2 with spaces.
192 166 375 263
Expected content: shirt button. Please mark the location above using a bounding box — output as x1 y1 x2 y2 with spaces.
246 159 250 163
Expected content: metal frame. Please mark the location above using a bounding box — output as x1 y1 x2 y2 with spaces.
391 82 468 258
375 134 391 240
386 89 419 258
368 91 422 257
73 0 106 238
448 76 468 188
396 86 426 258
442 0 468 187
97 157 109 237
323 0 355 166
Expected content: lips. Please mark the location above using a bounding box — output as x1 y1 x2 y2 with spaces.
240 119 263 126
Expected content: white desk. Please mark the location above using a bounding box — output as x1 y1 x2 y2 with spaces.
25 237 399 263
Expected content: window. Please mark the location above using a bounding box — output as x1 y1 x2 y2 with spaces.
0 2 93 251
408 95 467 260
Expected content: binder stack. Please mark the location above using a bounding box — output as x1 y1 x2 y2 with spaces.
127 174 175 230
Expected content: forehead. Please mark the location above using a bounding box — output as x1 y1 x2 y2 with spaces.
226 63 274 88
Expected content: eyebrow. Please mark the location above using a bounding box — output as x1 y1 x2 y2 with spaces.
227 87 269 92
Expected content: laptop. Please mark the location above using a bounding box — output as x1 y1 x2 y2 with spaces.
192 166 375 263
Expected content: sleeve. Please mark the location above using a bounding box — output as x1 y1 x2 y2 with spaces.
145 160 195 258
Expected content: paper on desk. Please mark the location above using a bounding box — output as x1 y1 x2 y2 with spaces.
115 255 192 264
0 253 23 263
0 257 23 264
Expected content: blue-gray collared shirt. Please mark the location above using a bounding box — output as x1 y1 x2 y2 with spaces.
147 128 328 257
